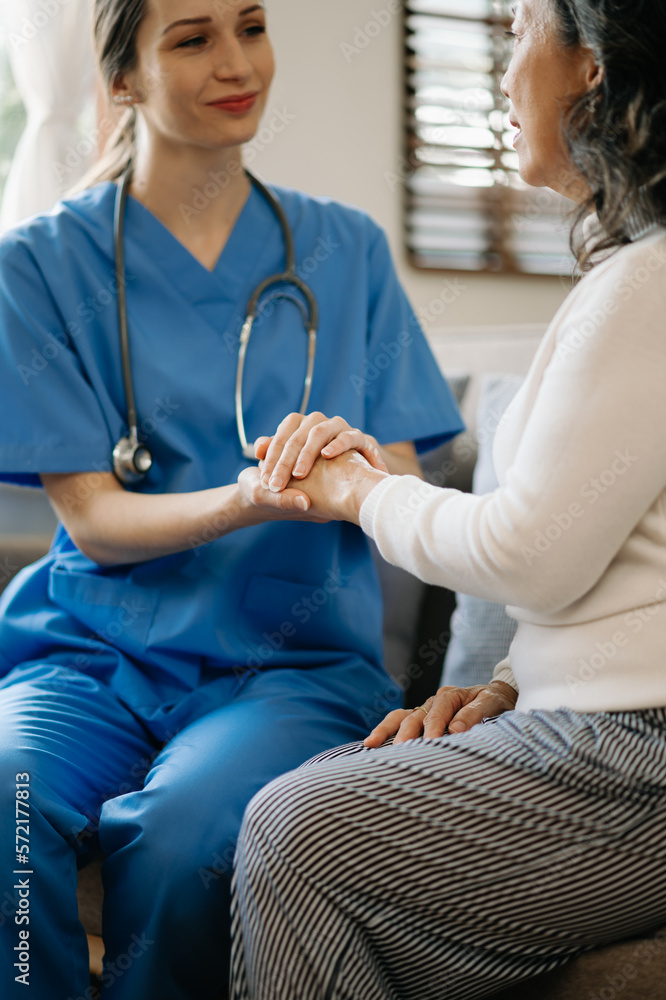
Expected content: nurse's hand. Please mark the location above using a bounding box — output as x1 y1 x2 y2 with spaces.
237 466 332 523
363 681 518 747
239 449 387 524
254 412 389 493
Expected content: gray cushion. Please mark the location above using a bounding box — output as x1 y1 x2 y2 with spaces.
420 375 475 496
0 484 56 597
0 482 57 536
373 375 470 688
0 537 52 597
441 374 523 689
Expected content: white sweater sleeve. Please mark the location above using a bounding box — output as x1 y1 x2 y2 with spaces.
360 238 666 617
492 658 518 692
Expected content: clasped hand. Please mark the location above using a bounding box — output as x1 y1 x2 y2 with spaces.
237 411 388 522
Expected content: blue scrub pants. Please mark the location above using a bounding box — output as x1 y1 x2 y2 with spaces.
0 658 388 999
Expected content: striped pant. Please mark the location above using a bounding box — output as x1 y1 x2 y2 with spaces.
230 707 666 999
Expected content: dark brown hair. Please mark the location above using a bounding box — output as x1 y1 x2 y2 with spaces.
551 0 666 269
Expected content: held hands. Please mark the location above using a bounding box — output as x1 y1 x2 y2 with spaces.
364 681 518 747
236 412 389 522
237 449 382 523
255 411 389 491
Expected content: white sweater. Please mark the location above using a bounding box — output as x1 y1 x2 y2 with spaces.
361 222 666 713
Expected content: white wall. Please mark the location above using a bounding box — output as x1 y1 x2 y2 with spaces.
252 0 571 332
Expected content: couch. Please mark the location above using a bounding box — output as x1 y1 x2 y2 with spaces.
1 325 665 996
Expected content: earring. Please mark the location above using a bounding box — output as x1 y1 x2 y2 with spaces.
113 94 134 105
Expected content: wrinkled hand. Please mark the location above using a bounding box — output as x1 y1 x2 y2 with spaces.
254 411 388 493
237 466 330 523
364 681 518 747
238 449 388 525
286 449 388 522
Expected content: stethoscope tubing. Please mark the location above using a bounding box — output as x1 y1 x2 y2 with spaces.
114 169 141 451
112 166 319 477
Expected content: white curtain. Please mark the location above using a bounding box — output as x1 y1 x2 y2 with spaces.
0 0 96 232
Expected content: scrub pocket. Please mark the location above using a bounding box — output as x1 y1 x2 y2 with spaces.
48 566 159 659
240 572 372 663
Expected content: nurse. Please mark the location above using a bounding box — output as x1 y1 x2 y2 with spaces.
0 1 462 998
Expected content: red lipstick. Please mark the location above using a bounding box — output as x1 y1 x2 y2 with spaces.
208 92 259 114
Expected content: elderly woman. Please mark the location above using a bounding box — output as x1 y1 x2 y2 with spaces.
230 0 666 997
0 1 463 996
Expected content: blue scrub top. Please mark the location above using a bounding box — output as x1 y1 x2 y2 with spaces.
0 180 463 730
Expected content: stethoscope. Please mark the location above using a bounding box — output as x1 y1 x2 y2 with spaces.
112 166 319 485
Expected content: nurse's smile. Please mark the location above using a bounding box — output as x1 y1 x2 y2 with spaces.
207 91 259 113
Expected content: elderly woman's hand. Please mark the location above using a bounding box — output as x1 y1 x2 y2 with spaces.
254 412 389 494
294 449 388 523
364 681 518 747
237 449 387 524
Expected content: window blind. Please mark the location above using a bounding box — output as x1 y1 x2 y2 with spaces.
404 0 574 275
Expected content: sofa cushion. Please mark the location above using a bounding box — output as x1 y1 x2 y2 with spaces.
0 482 57 535
372 374 470 689
0 536 52 597
490 924 666 999
441 374 523 688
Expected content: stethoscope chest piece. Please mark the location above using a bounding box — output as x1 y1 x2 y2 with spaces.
113 434 153 486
